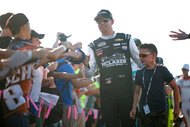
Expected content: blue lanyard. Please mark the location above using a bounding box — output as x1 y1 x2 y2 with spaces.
142 67 157 104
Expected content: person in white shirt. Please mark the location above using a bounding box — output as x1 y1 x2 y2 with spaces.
176 64 190 127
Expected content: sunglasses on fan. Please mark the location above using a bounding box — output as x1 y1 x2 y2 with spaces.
139 52 152 58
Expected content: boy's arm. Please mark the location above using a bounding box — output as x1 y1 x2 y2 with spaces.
168 79 180 120
175 79 182 95
130 85 141 119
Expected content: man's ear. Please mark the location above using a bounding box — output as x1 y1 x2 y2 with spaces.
111 19 114 25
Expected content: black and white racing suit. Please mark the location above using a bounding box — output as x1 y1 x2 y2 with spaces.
82 32 143 127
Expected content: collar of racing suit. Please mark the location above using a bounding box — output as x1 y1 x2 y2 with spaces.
101 32 116 40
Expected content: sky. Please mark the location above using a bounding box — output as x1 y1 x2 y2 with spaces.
1 0 190 76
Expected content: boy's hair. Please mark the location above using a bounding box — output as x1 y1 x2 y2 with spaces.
139 43 158 56
0 12 13 29
6 13 29 36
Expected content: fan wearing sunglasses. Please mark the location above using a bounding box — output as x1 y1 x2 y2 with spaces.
130 43 180 127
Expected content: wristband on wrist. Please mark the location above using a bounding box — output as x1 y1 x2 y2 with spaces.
84 88 88 92
27 50 32 59
91 77 95 82
61 45 67 51
94 75 100 82
45 68 50 73
65 48 69 52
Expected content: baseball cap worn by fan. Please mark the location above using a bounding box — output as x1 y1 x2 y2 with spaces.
31 30 45 39
182 64 189 70
94 9 113 21
133 38 142 47
156 57 164 65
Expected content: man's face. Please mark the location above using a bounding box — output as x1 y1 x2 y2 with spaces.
182 69 189 76
32 37 41 46
95 16 113 34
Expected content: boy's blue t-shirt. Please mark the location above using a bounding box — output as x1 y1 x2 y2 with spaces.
135 66 174 112
54 59 74 106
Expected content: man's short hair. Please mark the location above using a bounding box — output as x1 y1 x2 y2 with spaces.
0 12 13 29
139 43 158 56
6 13 29 36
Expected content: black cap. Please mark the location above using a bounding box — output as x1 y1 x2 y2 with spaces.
31 30 45 39
94 9 112 21
156 57 164 65
133 38 142 47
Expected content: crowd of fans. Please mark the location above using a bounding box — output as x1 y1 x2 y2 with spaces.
0 10 190 127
